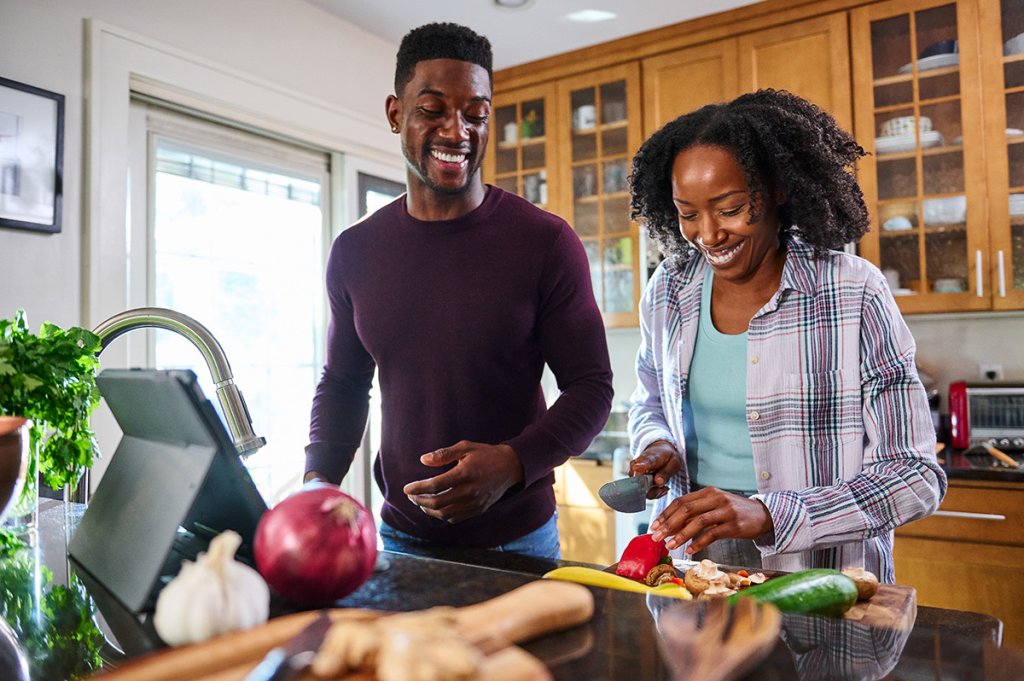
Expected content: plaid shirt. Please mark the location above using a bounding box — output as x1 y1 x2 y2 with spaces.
629 238 947 582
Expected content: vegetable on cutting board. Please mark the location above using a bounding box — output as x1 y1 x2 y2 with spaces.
153 530 270 646
614 533 669 581
727 568 859 617
544 566 692 600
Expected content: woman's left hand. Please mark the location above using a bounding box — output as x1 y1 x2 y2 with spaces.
649 486 774 554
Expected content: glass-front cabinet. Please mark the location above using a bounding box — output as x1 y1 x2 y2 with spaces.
980 0 1024 308
853 0 1024 313
485 83 556 211
557 64 643 327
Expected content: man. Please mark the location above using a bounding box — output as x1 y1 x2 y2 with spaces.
305 22 613 560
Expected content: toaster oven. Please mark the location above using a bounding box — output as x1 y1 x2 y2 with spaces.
949 381 1024 450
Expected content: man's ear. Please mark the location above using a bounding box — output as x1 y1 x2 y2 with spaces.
385 94 401 133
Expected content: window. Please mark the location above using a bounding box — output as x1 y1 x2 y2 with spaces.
131 104 331 504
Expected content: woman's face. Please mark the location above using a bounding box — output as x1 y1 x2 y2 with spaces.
670 144 784 285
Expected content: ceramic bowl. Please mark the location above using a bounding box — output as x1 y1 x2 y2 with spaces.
0 417 29 524
880 115 932 138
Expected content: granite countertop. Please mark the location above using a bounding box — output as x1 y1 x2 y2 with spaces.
3 500 1024 680
940 446 1024 482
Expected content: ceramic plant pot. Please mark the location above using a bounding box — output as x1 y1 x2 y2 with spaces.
0 417 31 526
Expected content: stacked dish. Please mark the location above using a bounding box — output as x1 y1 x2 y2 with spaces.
922 195 966 225
897 40 959 74
1010 194 1024 218
1005 32 1024 57
875 115 942 155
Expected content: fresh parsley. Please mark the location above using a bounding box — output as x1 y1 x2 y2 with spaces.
0 310 102 494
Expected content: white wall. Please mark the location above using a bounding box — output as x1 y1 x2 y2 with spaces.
0 0 397 330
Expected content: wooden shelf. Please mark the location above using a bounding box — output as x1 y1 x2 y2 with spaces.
496 136 546 152
571 119 629 136
873 64 959 87
876 143 963 161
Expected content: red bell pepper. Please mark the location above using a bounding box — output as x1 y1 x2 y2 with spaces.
615 533 669 581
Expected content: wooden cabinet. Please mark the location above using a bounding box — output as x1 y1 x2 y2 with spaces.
738 13 854 131
488 0 1021 322
852 0 1024 313
556 64 644 328
979 0 1024 308
554 458 616 565
894 479 1024 647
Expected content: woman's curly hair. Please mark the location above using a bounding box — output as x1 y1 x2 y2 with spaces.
629 89 869 266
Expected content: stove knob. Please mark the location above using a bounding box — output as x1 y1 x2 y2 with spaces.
1013 438 1024 449
999 438 1011 448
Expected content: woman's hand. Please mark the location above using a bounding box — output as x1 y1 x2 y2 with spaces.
649 486 774 553
629 440 682 499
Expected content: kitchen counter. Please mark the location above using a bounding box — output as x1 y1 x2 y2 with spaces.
941 447 1024 482
3 499 1024 680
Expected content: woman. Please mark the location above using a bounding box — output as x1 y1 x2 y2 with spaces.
627 89 946 582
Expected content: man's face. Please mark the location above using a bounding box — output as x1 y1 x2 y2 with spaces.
387 59 492 196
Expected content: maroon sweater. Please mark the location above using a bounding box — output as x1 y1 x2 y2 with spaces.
307 186 613 547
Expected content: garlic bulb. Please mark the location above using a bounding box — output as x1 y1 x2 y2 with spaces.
153 530 270 646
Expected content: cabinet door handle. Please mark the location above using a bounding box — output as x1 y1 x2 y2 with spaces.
976 250 983 297
998 250 1007 298
932 510 1006 521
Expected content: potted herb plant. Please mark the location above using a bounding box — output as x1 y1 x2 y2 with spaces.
0 310 101 525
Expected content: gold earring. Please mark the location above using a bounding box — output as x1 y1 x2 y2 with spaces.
391 126 399 133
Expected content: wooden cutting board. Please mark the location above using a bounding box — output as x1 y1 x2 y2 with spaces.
90 580 595 681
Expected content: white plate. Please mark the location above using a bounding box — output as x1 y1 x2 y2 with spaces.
897 53 959 75
1008 128 1024 138
875 130 944 154
892 288 916 296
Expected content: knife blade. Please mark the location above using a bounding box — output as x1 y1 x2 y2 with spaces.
244 611 333 681
598 474 653 513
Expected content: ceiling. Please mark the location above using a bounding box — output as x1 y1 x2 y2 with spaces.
306 0 763 71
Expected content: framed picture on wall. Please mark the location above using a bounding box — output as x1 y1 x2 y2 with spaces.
0 76 65 234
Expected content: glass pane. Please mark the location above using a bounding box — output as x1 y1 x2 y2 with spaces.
573 164 598 200
879 234 921 295
600 81 627 124
602 126 629 156
521 98 545 139
926 231 969 293
496 105 518 146
1013 223 1024 291
575 201 599 236
522 171 547 206
522 140 545 170
871 15 912 79
496 146 517 175
878 158 918 200
572 130 598 162
153 143 325 502
582 239 602 304
603 269 634 313
602 158 629 195
1006 60 1024 90
603 196 631 232
571 88 597 131
496 175 518 195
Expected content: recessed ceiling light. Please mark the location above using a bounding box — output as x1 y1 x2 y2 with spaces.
494 0 534 9
566 9 617 22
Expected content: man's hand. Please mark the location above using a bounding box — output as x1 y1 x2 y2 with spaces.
628 440 682 499
403 441 524 524
649 486 774 554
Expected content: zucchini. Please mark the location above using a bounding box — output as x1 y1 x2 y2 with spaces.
728 569 858 617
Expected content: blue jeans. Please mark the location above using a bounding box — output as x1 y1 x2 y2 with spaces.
379 512 562 561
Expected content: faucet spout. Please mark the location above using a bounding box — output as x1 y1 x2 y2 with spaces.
92 307 267 456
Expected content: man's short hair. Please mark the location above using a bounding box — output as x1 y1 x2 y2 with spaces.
394 22 493 94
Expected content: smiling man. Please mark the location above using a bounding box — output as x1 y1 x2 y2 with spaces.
305 23 613 560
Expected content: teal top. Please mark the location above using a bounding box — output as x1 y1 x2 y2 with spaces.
682 268 758 493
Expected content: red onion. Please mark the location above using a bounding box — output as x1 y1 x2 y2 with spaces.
253 485 377 605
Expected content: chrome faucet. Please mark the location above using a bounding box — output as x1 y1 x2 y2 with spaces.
92 307 267 456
